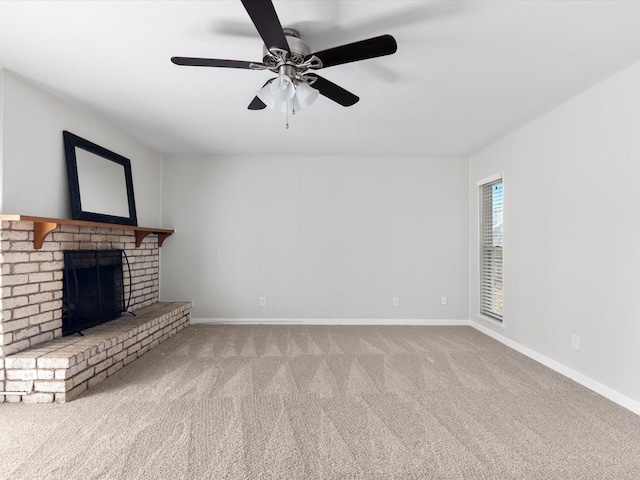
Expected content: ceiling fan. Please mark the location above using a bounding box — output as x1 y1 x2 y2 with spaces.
171 0 397 113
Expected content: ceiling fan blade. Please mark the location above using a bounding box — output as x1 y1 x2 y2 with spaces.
306 34 397 69
248 97 267 110
240 0 290 54
308 75 359 107
171 57 262 69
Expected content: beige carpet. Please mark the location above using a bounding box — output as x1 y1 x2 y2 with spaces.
1 324 640 479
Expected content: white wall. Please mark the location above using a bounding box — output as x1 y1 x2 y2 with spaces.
0 70 163 225
161 155 469 321
469 60 640 406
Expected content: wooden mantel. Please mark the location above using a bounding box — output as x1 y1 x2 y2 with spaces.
0 214 174 249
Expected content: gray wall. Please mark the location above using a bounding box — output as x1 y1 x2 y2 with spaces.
469 59 640 408
0 70 163 225
161 155 469 321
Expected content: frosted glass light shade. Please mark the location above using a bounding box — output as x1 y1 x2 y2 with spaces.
271 75 295 102
256 81 278 109
294 82 319 110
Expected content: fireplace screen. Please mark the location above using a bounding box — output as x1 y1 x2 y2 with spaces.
62 250 125 336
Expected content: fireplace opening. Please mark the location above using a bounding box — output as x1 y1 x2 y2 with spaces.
62 249 125 336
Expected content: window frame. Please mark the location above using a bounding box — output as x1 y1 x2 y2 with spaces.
477 172 504 322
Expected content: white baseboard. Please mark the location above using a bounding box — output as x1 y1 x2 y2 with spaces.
471 321 640 417
190 318 471 326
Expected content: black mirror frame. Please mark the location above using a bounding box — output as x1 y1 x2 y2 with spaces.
63 131 138 226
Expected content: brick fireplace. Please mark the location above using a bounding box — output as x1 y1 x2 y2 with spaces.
0 218 190 403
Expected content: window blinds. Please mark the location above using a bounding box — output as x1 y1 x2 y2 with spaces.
480 178 503 321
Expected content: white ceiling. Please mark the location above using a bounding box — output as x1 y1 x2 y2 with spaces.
1 1 640 157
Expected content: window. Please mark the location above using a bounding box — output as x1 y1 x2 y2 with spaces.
479 175 503 321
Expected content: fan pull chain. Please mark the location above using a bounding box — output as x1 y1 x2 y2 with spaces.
286 101 290 129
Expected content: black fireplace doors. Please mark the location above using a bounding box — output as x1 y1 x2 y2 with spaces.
62 250 125 336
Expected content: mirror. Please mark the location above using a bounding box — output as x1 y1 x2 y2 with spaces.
63 131 138 226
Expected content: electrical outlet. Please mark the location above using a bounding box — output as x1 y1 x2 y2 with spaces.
441 296 447 305
392 297 399 307
259 297 266 306
571 334 580 351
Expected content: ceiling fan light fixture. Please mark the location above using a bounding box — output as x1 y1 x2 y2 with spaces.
257 74 319 113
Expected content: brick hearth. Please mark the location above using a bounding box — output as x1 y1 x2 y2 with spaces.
5 302 190 403
0 219 190 403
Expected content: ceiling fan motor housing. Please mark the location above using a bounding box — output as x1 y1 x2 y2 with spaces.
263 28 311 65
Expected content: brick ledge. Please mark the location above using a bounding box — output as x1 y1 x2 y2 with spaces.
3 301 191 403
